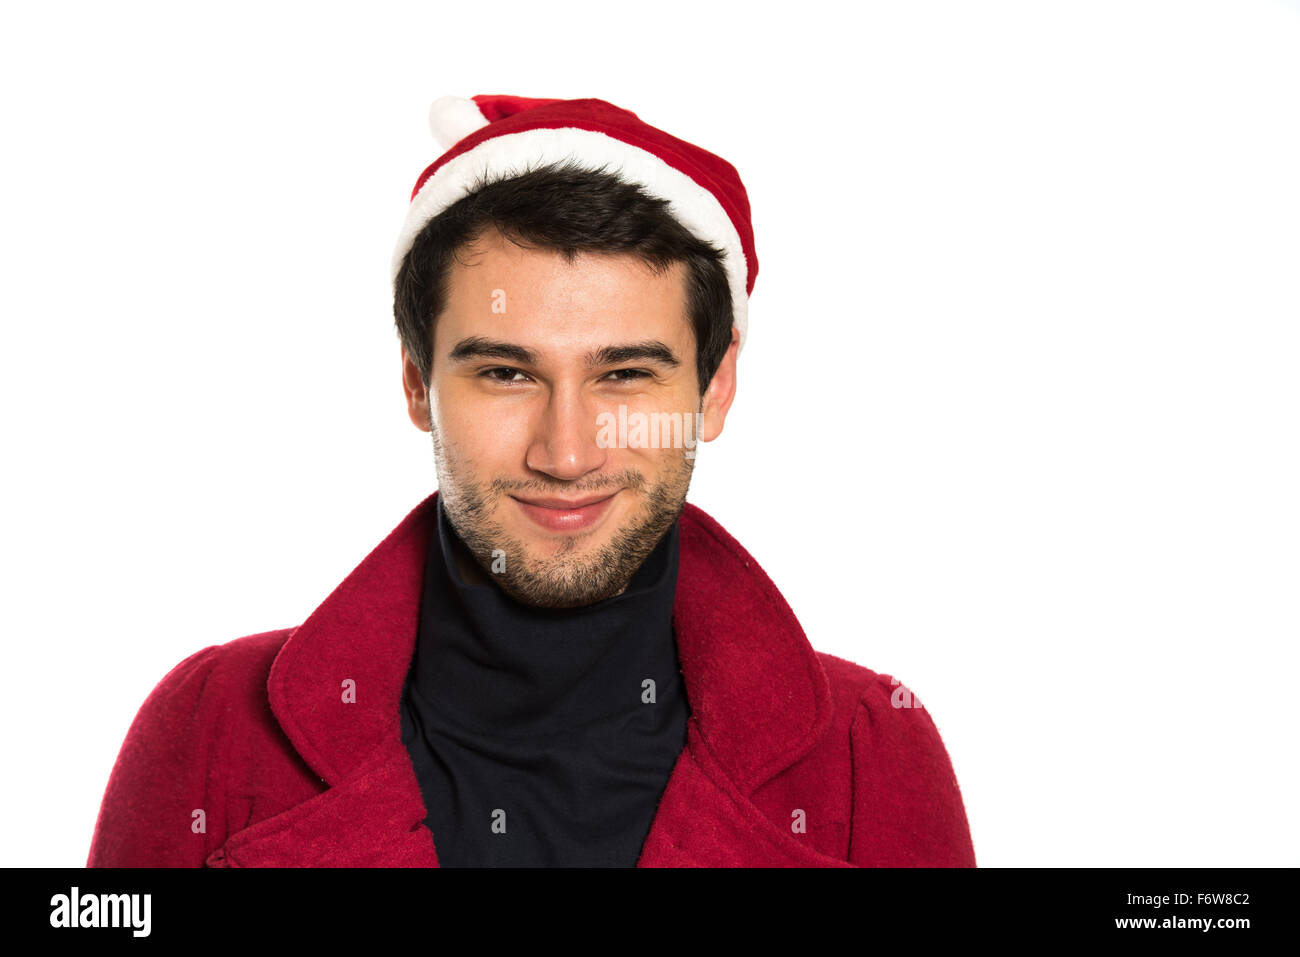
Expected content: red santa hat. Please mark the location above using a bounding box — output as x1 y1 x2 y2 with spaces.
392 94 758 353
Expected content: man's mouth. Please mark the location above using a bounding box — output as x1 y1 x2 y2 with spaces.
510 491 619 533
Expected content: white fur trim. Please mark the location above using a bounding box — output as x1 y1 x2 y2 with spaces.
391 127 750 353
427 96 490 151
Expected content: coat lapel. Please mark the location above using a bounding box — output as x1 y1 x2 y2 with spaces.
207 729 438 867
210 491 850 867
637 723 853 867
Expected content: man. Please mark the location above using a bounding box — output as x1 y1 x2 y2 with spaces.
87 95 976 867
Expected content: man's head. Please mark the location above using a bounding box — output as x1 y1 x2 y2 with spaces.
395 163 740 608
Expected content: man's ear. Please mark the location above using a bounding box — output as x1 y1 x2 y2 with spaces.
401 345 432 433
697 325 740 443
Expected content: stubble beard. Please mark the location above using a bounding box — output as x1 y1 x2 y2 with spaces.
430 421 694 609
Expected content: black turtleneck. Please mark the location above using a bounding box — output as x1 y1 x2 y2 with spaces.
399 497 690 867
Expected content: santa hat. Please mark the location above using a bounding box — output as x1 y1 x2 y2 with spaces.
391 94 758 353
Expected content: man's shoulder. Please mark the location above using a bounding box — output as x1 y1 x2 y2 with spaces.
202 626 296 675
815 650 884 698
148 627 295 706
812 649 957 772
88 627 307 867
814 650 925 717
119 627 300 756
812 651 975 866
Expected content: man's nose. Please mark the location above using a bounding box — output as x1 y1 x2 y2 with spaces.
524 387 608 480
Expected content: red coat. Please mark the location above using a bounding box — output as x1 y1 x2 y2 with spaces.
87 492 976 867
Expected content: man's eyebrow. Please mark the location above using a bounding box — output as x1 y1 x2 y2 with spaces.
448 337 539 364
448 337 681 368
586 341 680 368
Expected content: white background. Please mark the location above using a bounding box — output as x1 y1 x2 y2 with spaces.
2 0 1297 868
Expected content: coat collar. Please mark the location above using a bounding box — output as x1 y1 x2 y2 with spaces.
214 491 848 867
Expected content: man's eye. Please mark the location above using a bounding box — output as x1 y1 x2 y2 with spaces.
604 369 651 382
482 367 529 383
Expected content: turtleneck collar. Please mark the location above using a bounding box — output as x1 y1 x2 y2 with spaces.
409 495 683 735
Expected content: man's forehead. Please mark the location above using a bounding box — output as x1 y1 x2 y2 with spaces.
437 239 694 356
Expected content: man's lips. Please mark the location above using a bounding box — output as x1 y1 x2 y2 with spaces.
514 493 616 509
511 491 619 532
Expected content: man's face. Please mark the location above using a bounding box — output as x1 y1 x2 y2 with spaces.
401 227 738 609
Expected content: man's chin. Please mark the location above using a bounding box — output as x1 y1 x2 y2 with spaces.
489 509 663 608
490 550 634 608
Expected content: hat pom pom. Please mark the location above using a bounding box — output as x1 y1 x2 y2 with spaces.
427 96 490 151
